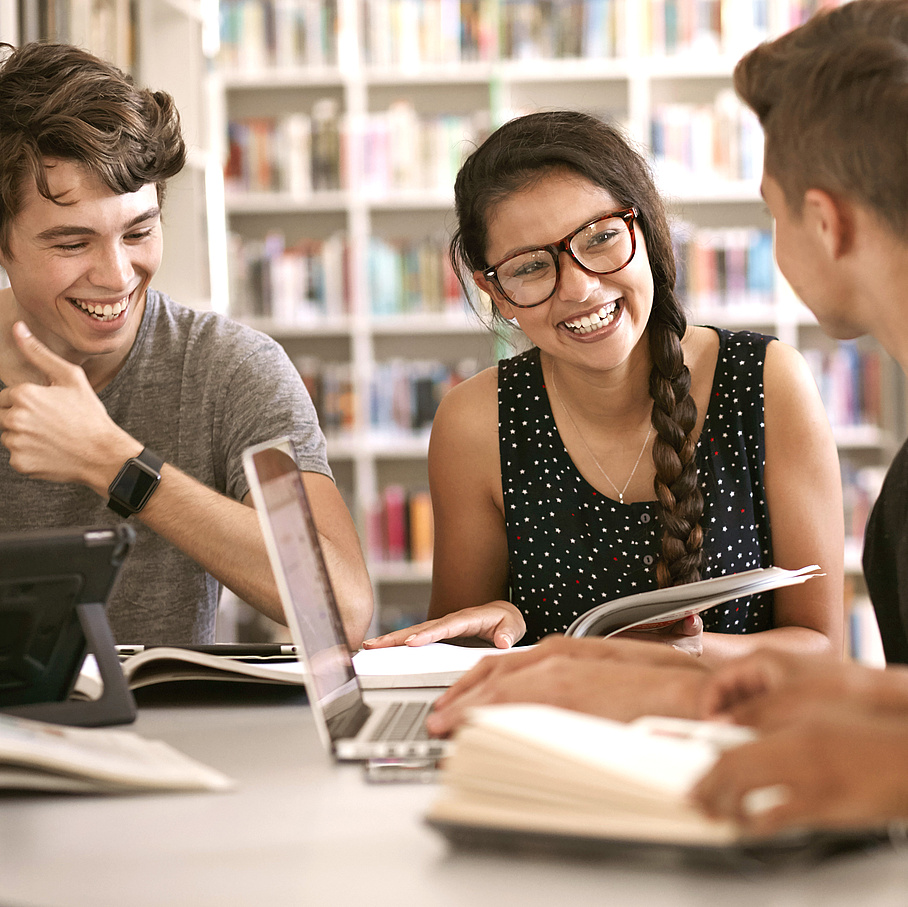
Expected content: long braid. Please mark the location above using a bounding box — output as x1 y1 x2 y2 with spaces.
648 312 705 586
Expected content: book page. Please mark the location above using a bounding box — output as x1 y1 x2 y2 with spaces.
352 643 523 689
566 565 822 637
0 714 233 793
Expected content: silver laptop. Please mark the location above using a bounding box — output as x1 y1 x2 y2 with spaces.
242 437 448 762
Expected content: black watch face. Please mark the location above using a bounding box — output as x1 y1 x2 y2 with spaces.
116 463 159 508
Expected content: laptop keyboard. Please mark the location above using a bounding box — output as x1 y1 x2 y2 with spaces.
367 700 431 743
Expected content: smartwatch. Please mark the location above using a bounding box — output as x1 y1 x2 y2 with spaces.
107 448 164 518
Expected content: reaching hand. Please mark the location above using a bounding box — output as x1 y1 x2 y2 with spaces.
361 600 526 650
698 649 908 728
615 613 704 656
425 635 708 737
0 321 134 492
691 712 908 834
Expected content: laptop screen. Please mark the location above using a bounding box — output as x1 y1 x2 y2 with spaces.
243 442 361 719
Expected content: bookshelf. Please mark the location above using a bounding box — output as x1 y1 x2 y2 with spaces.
216 0 900 649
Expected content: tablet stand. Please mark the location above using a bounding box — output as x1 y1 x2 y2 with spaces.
2 602 136 727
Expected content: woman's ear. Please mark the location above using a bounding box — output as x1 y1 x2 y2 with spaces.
473 270 514 321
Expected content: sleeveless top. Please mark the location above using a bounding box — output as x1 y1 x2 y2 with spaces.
498 328 774 644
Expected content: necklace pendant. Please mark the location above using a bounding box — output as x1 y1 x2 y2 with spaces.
618 493 624 505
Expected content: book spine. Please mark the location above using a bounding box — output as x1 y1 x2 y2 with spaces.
650 89 763 186
802 343 886 429
369 359 478 433
226 231 350 322
674 225 774 312
366 487 435 564
291 358 355 436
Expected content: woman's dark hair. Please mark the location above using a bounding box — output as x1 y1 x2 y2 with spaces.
451 110 704 587
0 42 186 258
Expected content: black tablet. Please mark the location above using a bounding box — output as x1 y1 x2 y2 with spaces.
0 526 135 720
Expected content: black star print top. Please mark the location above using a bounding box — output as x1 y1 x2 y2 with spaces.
498 328 775 644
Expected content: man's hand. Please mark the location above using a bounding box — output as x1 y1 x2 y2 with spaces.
426 635 708 737
691 713 908 834
698 649 908 729
0 321 133 492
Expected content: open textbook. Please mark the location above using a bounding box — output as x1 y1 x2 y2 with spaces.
0 712 233 794
426 703 888 865
74 642 510 699
565 564 823 638
73 648 309 700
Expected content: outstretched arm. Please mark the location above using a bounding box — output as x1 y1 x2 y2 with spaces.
363 369 523 649
0 322 374 646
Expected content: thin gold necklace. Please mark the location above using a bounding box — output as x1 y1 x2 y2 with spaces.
549 366 653 506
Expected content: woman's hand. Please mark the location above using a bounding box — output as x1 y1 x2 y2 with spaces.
361 600 525 650
615 614 704 657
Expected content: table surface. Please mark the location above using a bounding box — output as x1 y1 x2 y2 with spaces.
2 687 908 907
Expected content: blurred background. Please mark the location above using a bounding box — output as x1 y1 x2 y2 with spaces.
0 0 888 664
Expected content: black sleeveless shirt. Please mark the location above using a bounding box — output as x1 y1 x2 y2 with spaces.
498 328 775 644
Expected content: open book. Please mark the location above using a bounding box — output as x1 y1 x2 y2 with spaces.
75 642 510 699
73 648 309 700
426 703 886 864
352 643 517 688
565 564 823 638
0 712 233 794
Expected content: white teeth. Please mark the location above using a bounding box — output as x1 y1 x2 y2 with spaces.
564 301 618 334
71 297 128 322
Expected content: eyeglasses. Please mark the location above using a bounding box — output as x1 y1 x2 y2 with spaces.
481 207 638 308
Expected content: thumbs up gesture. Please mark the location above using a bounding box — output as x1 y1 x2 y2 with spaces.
0 321 135 493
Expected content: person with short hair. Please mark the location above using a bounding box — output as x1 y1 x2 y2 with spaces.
0 42 373 646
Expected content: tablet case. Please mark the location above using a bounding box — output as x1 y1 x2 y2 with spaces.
0 525 137 727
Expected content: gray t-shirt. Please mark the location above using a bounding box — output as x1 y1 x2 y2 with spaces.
0 289 330 643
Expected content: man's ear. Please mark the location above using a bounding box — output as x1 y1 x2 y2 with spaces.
473 271 514 321
803 188 854 260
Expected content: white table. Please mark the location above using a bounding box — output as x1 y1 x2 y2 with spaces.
2 689 908 907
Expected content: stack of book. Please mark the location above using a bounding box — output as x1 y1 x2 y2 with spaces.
227 231 349 323
219 0 339 70
369 358 477 433
367 485 434 564
224 100 345 195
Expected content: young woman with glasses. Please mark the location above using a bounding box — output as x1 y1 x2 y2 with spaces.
363 109 844 663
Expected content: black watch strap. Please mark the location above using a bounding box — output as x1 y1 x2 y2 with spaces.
107 447 164 518
134 447 164 473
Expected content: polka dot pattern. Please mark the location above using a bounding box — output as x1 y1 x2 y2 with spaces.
498 328 774 644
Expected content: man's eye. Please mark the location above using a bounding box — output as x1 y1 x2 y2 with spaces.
126 229 154 241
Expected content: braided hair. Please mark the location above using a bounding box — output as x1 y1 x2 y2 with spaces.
450 110 705 586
